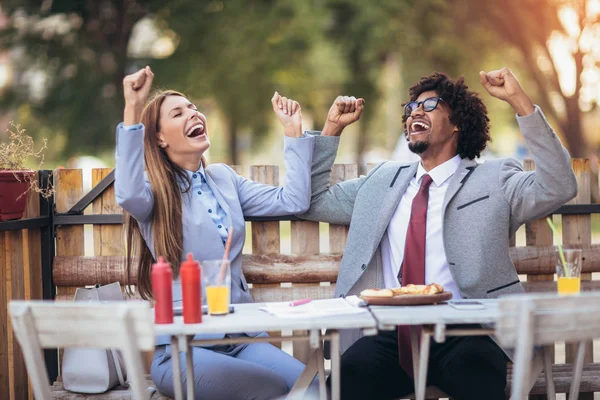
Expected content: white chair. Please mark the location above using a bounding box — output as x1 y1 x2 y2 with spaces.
9 300 155 400
496 292 600 400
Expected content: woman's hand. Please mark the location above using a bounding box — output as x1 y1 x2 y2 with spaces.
123 66 154 125
271 92 303 138
322 96 365 137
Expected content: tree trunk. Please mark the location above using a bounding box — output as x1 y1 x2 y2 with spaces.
229 119 238 165
559 96 587 158
557 48 588 159
347 45 376 175
355 118 368 175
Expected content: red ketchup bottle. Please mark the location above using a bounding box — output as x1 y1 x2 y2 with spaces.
180 253 202 324
151 256 174 324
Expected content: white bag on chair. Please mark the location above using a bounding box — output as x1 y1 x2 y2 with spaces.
62 282 129 393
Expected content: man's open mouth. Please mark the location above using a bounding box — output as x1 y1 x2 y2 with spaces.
410 120 430 135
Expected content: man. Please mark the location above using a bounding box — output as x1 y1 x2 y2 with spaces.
300 68 577 399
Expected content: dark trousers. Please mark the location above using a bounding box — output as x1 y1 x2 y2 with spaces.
335 329 507 400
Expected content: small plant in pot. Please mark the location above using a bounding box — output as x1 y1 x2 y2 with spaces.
0 122 53 221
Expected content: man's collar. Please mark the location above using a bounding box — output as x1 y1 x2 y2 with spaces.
416 154 462 186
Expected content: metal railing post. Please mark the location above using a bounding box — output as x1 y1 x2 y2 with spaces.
38 170 58 382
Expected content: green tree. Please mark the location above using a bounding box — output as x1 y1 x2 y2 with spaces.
0 0 323 163
325 0 401 167
324 0 500 167
456 0 598 158
0 0 155 155
151 0 324 164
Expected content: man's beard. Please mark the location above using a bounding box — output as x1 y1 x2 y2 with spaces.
408 140 430 154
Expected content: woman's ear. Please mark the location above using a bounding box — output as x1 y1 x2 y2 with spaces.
157 133 168 148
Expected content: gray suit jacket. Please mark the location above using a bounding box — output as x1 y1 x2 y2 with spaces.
114 123 315 345
300 106 578 354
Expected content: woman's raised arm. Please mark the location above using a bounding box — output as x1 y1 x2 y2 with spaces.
115 67 155 222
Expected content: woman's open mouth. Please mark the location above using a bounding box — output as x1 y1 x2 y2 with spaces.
186 123 206 139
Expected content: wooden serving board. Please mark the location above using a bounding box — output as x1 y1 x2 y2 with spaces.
361 291 452 306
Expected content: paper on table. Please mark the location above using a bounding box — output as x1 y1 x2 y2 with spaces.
260 296 367 318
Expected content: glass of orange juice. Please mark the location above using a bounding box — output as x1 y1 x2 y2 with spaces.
201 260 231 315
556 248 582 296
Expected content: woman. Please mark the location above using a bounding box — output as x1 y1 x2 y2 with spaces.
115 66 314 399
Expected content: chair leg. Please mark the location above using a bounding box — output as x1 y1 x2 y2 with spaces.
120 309 150 400
542 345 556 400
12 308 54 400
569 341 586 400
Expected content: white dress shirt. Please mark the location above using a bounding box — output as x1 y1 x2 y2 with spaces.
381 154 463 299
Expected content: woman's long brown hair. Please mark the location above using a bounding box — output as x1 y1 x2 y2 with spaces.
125 90 206 300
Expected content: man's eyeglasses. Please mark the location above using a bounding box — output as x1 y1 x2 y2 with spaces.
404 97 445 117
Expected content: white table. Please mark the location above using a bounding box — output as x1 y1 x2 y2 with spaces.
155 303 378 400
369 299 499 400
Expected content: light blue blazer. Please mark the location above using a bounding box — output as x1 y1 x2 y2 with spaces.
114 123 315 345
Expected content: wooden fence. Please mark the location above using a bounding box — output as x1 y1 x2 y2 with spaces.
1 159 599 399
1 176 44 400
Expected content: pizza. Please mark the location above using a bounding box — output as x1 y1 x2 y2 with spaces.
359 288 394 297
392 283 444 296
360 283 443 298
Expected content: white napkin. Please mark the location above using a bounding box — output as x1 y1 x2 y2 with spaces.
260 297 367 318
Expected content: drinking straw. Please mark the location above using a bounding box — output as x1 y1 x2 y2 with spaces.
546 218 569 277
218 227 234 285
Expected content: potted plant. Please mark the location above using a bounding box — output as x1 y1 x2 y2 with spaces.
0 122 51 221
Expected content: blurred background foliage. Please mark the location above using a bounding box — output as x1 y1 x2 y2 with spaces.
0 0 599 189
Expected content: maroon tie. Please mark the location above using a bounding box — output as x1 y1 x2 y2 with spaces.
397 174 433 378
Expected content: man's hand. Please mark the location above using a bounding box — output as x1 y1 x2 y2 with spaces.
271 92 303 138
322 96 365 137
479 68 534 116
123 66 154 125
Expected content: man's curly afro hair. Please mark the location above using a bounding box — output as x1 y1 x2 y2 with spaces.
402 72 490 160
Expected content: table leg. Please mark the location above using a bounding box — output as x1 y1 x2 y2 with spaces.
409 327 420 383
569 341 587 400
416 329 432 400
330 331 341 400
170 336 184 400
183 335 195 400
288 350 317 400
542 345 556 399
316 338 327 400
288 330 329 400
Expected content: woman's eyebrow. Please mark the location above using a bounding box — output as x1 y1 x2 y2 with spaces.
169 106 182 115
169 102 197 116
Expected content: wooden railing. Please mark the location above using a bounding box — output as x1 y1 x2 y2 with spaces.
0 159 599 399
